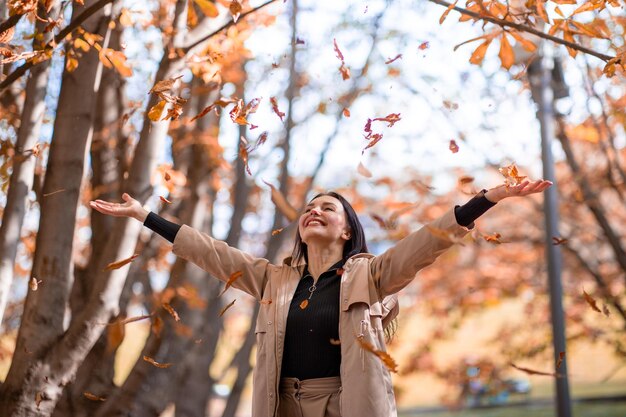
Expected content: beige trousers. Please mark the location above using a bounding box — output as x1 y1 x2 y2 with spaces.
278 377 342 417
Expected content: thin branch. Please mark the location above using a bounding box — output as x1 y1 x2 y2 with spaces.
0 0 117 92
0 13 23 37
426 0 613 62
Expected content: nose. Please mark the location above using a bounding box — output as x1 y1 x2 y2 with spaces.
310 207 321 216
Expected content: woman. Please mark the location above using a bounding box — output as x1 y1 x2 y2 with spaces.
90 179 551 417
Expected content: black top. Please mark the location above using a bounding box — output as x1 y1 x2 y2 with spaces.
280 261 343 379
142 191 496 380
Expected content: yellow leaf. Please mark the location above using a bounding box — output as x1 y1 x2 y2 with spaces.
148 100 166 122
469 39 492 65
193 0 219 17
74 37 90 52
498 34 515 70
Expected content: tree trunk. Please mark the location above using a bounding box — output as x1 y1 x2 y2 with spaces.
0 0 112 414
0 0 61 326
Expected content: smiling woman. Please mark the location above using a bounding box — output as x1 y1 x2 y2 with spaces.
89 179 551 417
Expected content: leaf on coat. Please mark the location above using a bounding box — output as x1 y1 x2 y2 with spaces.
357 338 398 373
143 355 173 368
510 363 560 377
162 303 181 321
219 299 237 317
299 299 309 310
83 392 107 401
270 97 285 122
104 253 139 271
498 163 527 186
263 180 298 222
260 299 273 305
582 289 601 313
425 226 465 246
219 271 243 297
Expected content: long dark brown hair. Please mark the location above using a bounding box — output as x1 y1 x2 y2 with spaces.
291 191 368 267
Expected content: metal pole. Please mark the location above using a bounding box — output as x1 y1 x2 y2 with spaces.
529 53 573 417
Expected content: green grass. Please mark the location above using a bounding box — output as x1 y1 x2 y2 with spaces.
399 401 626 417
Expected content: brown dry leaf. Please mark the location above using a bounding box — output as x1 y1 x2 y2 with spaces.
194 0 219 17
556 352 565 369
357 338 398 373
219 299 236 317
163 302 181 321
190 104 216 121
458 175 474 185
83 392 106 402
372 113 401 127
143 355 173 368
362 133 383 154
263 180 298 222
29 277 42 291
425 225 465 246
35 392 43 409
239 142 252 176
552 236 568 245
151 316 164 336
498 163 527 186
148 100 166 122
271 228 284 236
104 253 139 271
439 0 458 24
299 299 309 310
582 289 601 313
602 304 610 317
469 39 492 65
0 26 15 43
330 338 341 345
160 195 172 204
385 54 402 64
270 97 285 122
229 0 242 22
107 316 126 353
498 34 515 70
357 161 372 178
164 172 171 181
449 139 459 153
219 270 243 297
510 363 560 377
339 63 351 80
483 232 502 244
150 76 182 94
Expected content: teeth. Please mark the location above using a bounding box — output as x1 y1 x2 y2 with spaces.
308 220 322 226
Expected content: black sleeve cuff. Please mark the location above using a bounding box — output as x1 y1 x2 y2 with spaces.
454 189 496 228
144 212 181 243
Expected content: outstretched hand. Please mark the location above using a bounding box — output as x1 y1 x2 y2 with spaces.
484 180 553 203
89 193 149 222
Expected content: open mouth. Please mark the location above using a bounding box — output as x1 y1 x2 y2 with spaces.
305 219 325 227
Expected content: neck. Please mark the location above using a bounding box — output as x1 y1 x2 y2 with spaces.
306 242 344 281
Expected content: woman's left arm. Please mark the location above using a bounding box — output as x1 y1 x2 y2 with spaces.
370 180 552 298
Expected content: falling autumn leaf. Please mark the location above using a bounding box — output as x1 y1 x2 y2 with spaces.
149 76 182 94
582 289 601 313
270 97 285 122
418 41 430 50
483 232 503 244
552 236 568 245
362 133 383 154
510 363 560 377
449 139 459 153
498 163 527 186
385 54 402 64
357 161 372 178
219 299 236 317
343 108 351 117
239 141 252 176
148 100 166 122
229 0 242 22
83 392 106 402
299 299 309 310
104 253 139 271
143 355 173 368
163 303 181 321
219 270 243 297
372 113 401 128
333 38 350 80
271 228 284 236
556 352 565 369
357 338 398 373
29 278 42 291
106 319 125 354
190 104 216 121
160 196 172 204
458 175 474 185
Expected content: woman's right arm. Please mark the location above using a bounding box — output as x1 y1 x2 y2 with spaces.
90 194 271 300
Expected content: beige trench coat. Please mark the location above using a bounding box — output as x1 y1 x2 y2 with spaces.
172 208 472 417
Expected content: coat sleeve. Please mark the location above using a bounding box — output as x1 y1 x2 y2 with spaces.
369 208 472 298
172 225 272 300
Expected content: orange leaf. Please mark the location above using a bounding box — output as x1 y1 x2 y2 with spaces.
439 0 458 24
582 289 601 313
329 338 341 345
194 0 219 17
458 175 474 185
239 141 252 176
219 299 236 317
299 299 309 310
343 108 351 117
483 232 503 244
260 299 273 305
357 338 398 373
143 355 173 368
160 195 172 204
151 316 164 336
573 0 603 15
498 34 515 70
449 139 459 153
339 63 351 80
385 54 402 64
509 31 537 53
107 318 125 354
469 39 492 65
270 97 285 122
372 113 401 127
536 0 549 22
418 41 430 50
219 270 243 297
104 253 139 271
190 104 215 121
556 351 565 369
271 228 284 236
148 100 166 122
163 302 181 321
498 163 527 186
83 392 106 402
229 0 242 22
362 133 383 153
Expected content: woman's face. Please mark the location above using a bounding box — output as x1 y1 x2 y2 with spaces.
298 195 351 246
